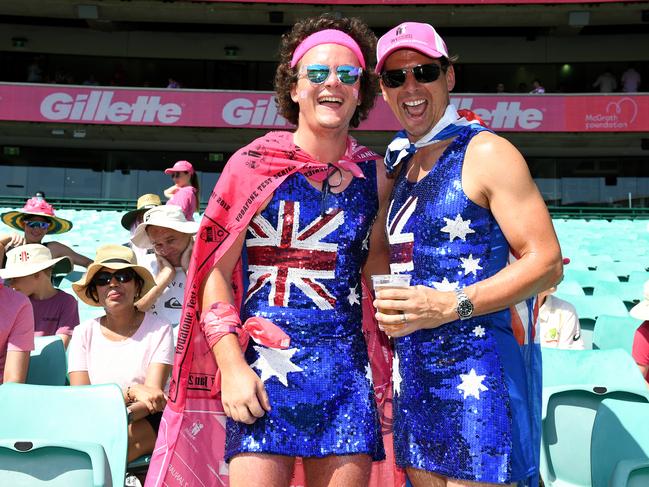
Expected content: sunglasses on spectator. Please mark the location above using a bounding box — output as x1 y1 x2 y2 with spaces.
302 64 363 85
92 269 136 287
380 63 443 89
25 221 51 230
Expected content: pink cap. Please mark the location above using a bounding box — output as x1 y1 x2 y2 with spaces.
376 22 449 73
290 29 366 69
164 160 194 175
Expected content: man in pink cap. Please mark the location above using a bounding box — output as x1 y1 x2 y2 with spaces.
372 22 562 487
163 160 200 221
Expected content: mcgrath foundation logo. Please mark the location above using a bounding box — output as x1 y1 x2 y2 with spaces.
199 223 229 245
584 97 638 130
396 26 406 36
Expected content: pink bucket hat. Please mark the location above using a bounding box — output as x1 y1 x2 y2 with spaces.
164 160 194 175
376 22 449 73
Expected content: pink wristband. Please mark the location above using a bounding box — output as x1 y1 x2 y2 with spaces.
201 302 241 350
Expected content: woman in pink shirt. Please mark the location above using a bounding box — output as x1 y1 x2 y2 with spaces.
163 160 200 221
68 244 174 462
0 282 34 384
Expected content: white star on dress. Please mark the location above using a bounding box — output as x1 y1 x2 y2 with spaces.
347 285 360 306
432 277 459 292
365 362 374 385
457 368 488 400
251 346 303 387
441 214 475 242
472 325 486 338
461 254 482 276
392 352 402 396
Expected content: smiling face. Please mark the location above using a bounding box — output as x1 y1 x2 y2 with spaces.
22 215 51 243
380 49 455 141
290 43 362 135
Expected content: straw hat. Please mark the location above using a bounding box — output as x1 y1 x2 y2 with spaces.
131 205 199 249
1 197 72 234
120 193 162 230
72 244 155 307
630 280 649 321
0 244 72 280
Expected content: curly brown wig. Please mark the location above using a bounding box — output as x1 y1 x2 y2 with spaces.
274 14 379 129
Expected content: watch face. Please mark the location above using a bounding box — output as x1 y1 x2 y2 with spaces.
457 298 474 318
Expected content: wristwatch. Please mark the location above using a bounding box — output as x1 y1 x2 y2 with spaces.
455 288 474 321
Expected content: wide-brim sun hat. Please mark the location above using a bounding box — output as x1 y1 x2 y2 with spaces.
164 160 194 175
120 193 162 230
131 205 199 249
376 22 450 73
1 197 72 235
72 244 155 307
630 280 649 321
0 244 73 280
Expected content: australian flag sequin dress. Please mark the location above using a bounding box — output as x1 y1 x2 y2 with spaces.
387 126 536 483
225 162 385 462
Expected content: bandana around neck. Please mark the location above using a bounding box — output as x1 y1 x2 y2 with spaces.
384 104 485 175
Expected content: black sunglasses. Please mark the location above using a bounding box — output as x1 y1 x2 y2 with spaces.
171 172 184 179
92 269 136 287
380 63 442 89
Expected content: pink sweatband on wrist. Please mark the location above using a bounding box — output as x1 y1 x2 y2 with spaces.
290 29 366 69
201 302 241 350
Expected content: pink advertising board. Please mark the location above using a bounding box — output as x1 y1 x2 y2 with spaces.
0 83 647 133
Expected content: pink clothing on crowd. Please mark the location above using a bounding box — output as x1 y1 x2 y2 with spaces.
166 186 197 221
67 313 174 389
0 285 35 383
632 321 649 381
31 289 79 337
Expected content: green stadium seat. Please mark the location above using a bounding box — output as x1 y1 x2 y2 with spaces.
0 383 128 487
592 280 640 303
591 399 649 487
555 280 585 297
569 295 628 321
610 261 643 280
610 459 649 487
26 336 67 386
564 269 619 288
592 315 642 354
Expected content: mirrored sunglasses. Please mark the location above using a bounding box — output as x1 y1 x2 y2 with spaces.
25 220 51 230
304 64 362 85
380 63 442 89
92 269 136 287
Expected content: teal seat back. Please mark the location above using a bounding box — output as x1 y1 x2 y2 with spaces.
611 460 649 487
0 383 127 486
26 336 67 386
591 399 649 487
593 315 641 354
541 349 649 487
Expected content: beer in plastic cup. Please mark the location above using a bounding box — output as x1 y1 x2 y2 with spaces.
371 274 411 315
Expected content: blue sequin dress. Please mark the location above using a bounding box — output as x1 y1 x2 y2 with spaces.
387 126 536 483
225 162 385 462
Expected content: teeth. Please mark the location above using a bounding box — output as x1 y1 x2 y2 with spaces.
404 99 425 107
319 97 343 103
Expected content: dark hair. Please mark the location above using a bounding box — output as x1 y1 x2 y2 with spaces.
189 172 200 212
274 14 379 128
85 268 145 305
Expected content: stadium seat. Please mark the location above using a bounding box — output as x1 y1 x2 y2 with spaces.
540 349 649 487
0 383 128 487
609 459 649 487
591 399 649 487
609 261 642 280
555 280 585 297
570 295 629 320
592 280 640 304
592 315 642 354
26 335 67 386
563 269 619 288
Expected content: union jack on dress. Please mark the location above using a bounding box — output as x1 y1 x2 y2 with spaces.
246 200 344 310
387 196 417 274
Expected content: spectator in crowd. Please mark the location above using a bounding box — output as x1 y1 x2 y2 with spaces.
34 191 46 201
162 160 200 221
0 197 92 268
529 78 545 94
83 74 99 86
131 205 198 339
0 279 34 384
630 280 649 383
537 259 584 350
496 82 506 93
68 244 174 462
121 193 162 263
593 68 617 93
621 64 641 93
373 21 561 486
167 77 181 89
26 57 43 83
1 244 79 349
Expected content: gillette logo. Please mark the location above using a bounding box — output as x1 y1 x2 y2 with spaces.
452 97 543 130
222 96 288 126
40 91 182 123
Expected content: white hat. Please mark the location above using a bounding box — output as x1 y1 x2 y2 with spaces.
0 244 73 280
630 280 649 321
130 205 199 249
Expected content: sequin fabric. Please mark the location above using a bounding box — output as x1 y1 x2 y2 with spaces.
387 126 535 483
225 162 385 461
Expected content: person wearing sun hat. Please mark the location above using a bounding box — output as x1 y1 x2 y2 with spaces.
1 244 79 349
0 196 91 268
121 193 162 263
130 205 198 337
630 280 649 383
162 160 200 221
67 243 174 462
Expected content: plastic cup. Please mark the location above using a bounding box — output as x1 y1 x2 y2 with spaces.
371 274 411 315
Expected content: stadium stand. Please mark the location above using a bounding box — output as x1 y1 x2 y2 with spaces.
26 335 67 386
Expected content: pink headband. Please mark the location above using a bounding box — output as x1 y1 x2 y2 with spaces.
290 29 366 69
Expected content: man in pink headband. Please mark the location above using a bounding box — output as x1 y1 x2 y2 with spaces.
373 21 562 487
145 14 400 487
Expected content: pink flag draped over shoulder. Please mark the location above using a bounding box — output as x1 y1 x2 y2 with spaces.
145 130 405 487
